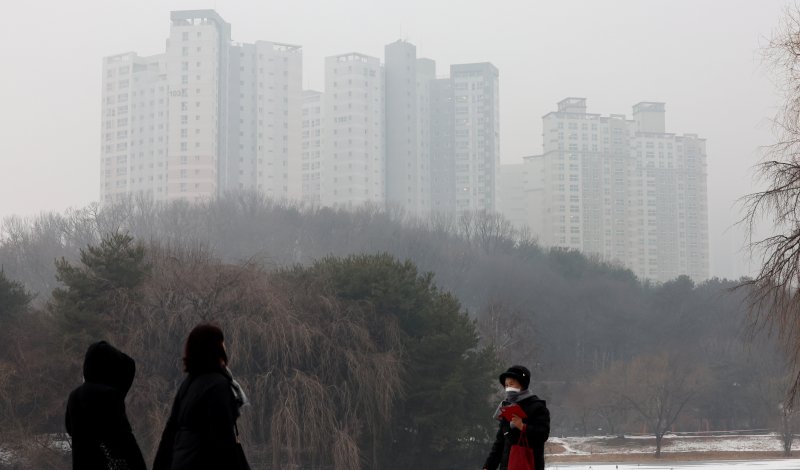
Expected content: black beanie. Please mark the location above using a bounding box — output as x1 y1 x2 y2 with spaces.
498 365 531 389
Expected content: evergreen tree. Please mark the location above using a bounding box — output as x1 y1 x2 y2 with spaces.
298 254 500 469
50 232 148 342
0 268 32 317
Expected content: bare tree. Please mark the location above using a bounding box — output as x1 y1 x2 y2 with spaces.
585 367 632 437
760 372 800 457
477 298 537 365
103 243 412 470
741 5 800 403
610 353 708 457
779 403 798 457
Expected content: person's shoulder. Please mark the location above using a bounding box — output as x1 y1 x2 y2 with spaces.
521 395 548 409
187 371 230 393
195 370 229 383
71 382 121 400
67 382 122 414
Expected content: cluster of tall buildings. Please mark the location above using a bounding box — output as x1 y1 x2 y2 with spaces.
497 99 709 281
100 10 499 216
100 10 708 282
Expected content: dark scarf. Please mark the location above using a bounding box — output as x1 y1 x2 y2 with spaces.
492 388 535 420
504 388 535 404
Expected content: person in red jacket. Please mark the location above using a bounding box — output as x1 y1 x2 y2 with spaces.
483 365 550 470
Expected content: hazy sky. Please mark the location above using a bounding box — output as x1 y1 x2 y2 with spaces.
0 0 789 279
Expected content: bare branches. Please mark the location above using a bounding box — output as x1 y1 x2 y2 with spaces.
741 5 800 405
99 243 409 470
605 353 708 457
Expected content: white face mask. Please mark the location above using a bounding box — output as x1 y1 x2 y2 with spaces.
505 386 521 393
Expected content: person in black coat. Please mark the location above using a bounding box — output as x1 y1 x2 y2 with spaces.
65 340 147 470
153 323 250 470
483 365 550 470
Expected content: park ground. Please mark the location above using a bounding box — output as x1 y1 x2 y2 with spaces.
547 433 797 463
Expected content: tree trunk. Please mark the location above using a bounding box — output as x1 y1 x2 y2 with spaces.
654 433 663 458
782 412 794 457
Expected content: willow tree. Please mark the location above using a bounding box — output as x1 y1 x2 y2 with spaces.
742 5 800 402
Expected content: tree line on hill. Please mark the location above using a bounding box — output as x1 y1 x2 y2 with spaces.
0 194 794 467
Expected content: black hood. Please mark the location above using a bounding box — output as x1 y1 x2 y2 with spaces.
82 341 136 396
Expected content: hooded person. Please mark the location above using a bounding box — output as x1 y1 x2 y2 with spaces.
483 365 550 470
65 341 147 470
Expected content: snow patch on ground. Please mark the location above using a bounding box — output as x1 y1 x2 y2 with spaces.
551 434 787 455
550 461 800 470
549 437 590 455
664 434 784 453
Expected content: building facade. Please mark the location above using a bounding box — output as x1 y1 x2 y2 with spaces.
102 19 501 220
429 78 456 215
226 41 303 200
322 53 385 208
164 10 231 203
451 63 500 213
515 98 709 282
301 90 324 205
100 52 168 203
384 41 436 216
101 10 302 204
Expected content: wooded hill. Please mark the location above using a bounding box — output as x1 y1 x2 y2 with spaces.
0 194 790 468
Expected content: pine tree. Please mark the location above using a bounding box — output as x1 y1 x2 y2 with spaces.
50 232 148 342
299 254 500 469
0 269 32 317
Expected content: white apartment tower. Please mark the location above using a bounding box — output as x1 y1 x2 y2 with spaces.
416 58 436 215
496 163 529 231
451 63 500 213
629 102 709 281
100 52 168 203
384 40 434 216
521 98 708 282
255 42 302 201
165 10 230 203
323 53 385 208
429 78 456 215
301 90 324 205
227 41 303 200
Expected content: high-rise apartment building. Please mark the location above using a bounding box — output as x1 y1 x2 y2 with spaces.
429 78 455 215
382 43 499 219
496 163 529 231
100 52 168 203
384 41 418 213
451 63 500 213
322 53 385 208
301 90 324 205
164 10 231 203
384 41 435 216
629 102 709 281
515 98 709 282
416 58 436 216
101 20 500 218
100 10 302 204
227 41 303 200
